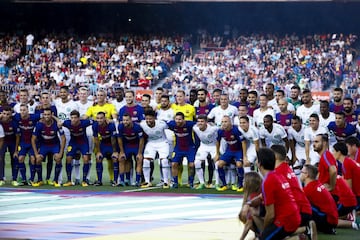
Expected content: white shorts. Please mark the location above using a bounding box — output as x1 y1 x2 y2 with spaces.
195 144 216 161
144 141 169 160
309 150 320 166
246 145 257 164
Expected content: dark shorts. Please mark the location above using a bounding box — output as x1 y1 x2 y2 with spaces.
260 223 294 240
337 204 356 217
312 206 337 234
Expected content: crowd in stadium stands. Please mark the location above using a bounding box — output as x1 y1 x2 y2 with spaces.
0 33 192 99
1 32 360 239
168 33 359 102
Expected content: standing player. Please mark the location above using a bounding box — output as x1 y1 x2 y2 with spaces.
193 115 218 189
259 115 289 151
84 89 117 184
238 116 259 173
76 87 94 183
304 114 328 165
171 90 196 185
117 113 144 186
288 116 306 176
327 111 356 147
275 98 293 132
61 110 93 187
92 112 118 186
156 94 175 186
31 108 66 187
296 89 320 127
247 90 259 117
207 93 238 126
329 87 344 113
119 90 144 123
0 106 19 186
34 90 58 184
54 86 79 184
253 94 275 128
140 110 170 188
195 88 213 118
13 104 41 186
13 88 38 114
167 112 196 189
343 97 359 125
215 116 247 192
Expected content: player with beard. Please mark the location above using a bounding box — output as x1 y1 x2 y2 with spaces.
247 90 259 117
232 88 248 109
117 114 144 187
0 107 18 186
304 114 329 166
54 86 79 184
343 97 359 125
195 88 213 118
327 111 356 148
329 88 344 113
287 85 302 110
296 89 320 127
31 108 65 187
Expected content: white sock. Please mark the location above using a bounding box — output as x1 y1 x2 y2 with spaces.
161 158 170 184
244 167 251 173
215 162 220 185
86 159 92 180
143 160 151 183
73 159 80 180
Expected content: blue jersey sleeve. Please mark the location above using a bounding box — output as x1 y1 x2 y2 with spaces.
92 122 99 137
32 122 43 137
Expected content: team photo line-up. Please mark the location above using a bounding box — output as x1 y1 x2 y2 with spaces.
1 83 360 238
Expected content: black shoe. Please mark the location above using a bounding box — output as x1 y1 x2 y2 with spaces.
94 181 103 186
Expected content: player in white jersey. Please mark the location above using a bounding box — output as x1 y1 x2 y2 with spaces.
233 104 255 126
318 100 335 129
13 88 38 114
304 113 328 165
253 94 275 128
259 115 289 151
54 86 79 184
288 115 306 177
76 87 94 182
192 115 218 189
207 94 238 126
296 89 320 126
140 110 170 188
238 116 259 173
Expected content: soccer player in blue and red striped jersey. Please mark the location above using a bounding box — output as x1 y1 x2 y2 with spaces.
61 110 93 187
215 116 247 192
31 108 65 187
13 104 41 186
167 112 197 188
92 112 118 186
195 88 213 118
117 113 144 186
0 106 19 186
